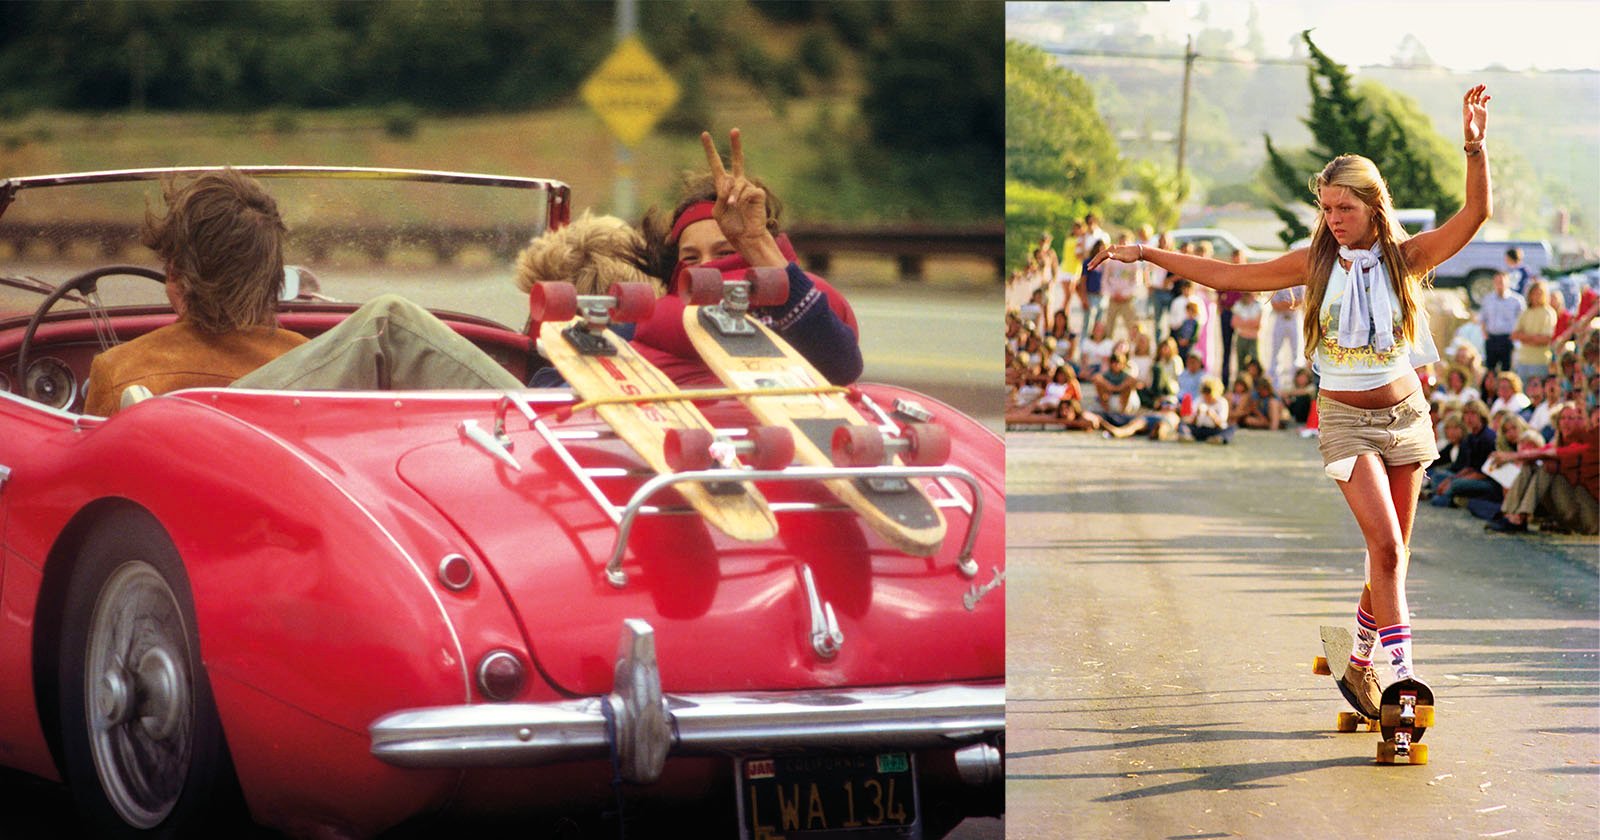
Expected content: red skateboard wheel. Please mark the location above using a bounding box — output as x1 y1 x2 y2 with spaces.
900 422 950 466
664 428 714 471
746 425 795 471
684 267 725 304
831 424 886 467
530 282 577 322
611 282 656 323
749 266 789 306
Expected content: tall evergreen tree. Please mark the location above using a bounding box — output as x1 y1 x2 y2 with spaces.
1263 32 1460 246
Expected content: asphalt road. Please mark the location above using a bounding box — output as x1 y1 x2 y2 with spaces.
1006 428 1599 839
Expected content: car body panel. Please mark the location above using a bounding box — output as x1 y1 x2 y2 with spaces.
0 167 1003 837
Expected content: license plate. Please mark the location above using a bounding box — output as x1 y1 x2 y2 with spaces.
737 752 920 839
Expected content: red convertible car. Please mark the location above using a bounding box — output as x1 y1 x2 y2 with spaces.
0 167 1003 838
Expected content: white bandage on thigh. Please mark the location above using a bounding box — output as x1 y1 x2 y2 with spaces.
1325 455 1358 482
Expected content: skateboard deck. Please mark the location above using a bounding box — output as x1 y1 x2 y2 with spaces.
537 289 778 543
1376 677 1435 765
1313 625 1380 732
681 269 946 556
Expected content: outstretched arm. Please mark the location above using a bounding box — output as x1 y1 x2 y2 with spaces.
1088 242 1308 293
1405 85 1492 273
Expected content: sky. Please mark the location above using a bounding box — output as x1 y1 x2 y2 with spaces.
1010 0 1600 74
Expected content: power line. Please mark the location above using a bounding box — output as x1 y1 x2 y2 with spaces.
1039 44 1600 75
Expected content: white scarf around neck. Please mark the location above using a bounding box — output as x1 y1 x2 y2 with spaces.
1336 243 1394 353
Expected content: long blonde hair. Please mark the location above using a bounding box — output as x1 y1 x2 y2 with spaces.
1301 155 1428 360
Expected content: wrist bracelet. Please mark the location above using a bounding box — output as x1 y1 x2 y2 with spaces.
1137 244 1144 260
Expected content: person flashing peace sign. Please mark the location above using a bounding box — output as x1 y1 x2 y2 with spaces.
1089 85 1495 717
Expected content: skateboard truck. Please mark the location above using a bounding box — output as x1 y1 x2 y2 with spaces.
831 423 952 493
664 426 795 495
893 398 935 423
683 266 788 337
531 282 656 357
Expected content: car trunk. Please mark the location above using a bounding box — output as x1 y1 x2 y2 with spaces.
392 404 1002 699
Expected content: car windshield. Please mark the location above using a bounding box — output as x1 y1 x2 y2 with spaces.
0 167 566 328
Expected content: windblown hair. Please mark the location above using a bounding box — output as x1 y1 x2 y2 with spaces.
637 171 783 282
1301 155 1428 361
143 169 286 335
513 211 660 296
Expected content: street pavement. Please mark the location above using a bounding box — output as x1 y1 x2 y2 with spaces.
1007 428 1599 839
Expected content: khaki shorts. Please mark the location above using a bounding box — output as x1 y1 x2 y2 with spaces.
1316 389 1437 468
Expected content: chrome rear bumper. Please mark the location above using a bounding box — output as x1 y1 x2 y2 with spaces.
370 620 1003 784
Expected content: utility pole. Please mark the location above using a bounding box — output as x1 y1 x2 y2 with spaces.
1175 36 1196 189
613 0 638 219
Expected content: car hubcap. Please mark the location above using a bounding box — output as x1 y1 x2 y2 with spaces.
85 562 193 829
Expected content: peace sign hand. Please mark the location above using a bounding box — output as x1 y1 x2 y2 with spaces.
1462 84 1490 145
701 128 767 246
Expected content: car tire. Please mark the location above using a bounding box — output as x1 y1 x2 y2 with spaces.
57 509 236 838
1466 269 1497 306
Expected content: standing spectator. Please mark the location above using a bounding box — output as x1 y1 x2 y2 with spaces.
1171 299 1202 361
1479 271 1525 372
1267 283 1305 389
1511 279 1557 383
1233 290 1264 379
1503 247 1531 297
1079 240 1107 340
1145 230 1173 337
1217 252 1247 385
1102 231 1144 340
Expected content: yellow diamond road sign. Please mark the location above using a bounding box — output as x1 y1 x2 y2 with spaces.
581 36 681 147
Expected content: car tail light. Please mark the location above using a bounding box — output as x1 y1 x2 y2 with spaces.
476 650 526 701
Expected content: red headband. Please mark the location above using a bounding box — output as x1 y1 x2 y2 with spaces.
668 201 716 242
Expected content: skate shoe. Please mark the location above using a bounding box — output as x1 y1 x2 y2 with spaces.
1337 662 1382 719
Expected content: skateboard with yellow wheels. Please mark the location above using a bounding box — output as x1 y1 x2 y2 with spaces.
1312 625 1380 733
680 266 949 556
1376 678 1435 765
532 281 789 542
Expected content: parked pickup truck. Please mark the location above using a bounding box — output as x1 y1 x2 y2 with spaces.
1293 209 1553 304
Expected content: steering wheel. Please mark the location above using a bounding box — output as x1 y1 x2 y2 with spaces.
15 265 168 405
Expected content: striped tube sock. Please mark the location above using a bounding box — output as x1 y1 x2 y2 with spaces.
1378 624 1413 682
1350 605 1378 668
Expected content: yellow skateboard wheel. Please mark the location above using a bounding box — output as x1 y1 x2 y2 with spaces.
1312 656 1331 676
1376 741 1429 765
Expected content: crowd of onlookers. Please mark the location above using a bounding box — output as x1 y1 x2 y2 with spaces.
1006 215 1600 536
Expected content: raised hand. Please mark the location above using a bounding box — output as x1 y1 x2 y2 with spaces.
1085 243 1140 272
701 128 767 246
1462 84 1489 145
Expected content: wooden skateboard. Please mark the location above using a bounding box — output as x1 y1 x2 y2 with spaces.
680 267 948 556
1376 677 1434 765
1311 625 1380 733
533 281 784 542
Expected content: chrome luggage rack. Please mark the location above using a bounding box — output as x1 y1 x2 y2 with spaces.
517 389 985 588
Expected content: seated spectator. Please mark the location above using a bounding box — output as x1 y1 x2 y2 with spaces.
1432 364 1481 413
1139 337 1182 407
1127 326 1155 383
1430 399 1497 508
1428 411 1466 485
1226 376 1253 422
1238 375 1288 430
1103 394 1183 441
1079 320 1116 377
1188 377 1233 444
1489 370 1532 417
1283 367 1318 425
1523 376 1558 440
1054 364 1102 430
1486 402 1598 534
1090 351 1141 422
